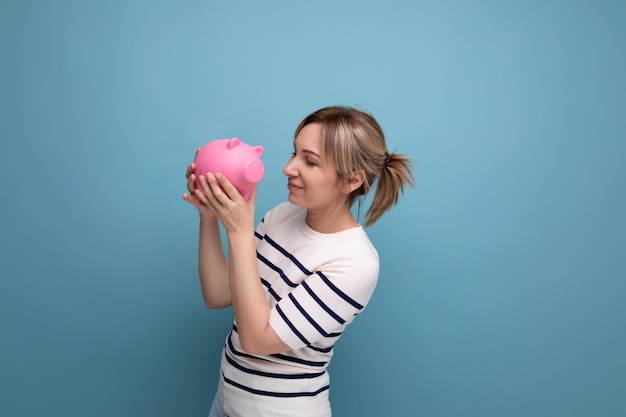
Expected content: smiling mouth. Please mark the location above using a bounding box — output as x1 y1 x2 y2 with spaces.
288 182 303 189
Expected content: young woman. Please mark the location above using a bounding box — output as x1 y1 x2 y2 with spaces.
183 106 414 417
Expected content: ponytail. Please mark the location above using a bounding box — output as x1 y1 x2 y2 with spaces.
363 152 414 227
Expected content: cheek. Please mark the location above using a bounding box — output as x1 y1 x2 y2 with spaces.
321 178 341 195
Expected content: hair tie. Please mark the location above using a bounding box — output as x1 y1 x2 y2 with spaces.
383 151 391 168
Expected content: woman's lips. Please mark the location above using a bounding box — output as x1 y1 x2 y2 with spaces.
288 182 302 191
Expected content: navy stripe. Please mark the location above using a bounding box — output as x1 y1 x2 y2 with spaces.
302 281 345 325
224 351 325 379
276 304 310 346
257 252 298 288
227 332 272 363
263 234 312 276
288 293 331 337
316 271 364 310
307 344 334 353
270 353 327 367
254 216 265 240
261 278 281 302
223 373 329 398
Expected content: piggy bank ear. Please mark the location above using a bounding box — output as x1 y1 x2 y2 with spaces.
253 146 264 156
227 138 242 149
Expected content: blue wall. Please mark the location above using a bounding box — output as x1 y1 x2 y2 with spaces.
1 1 624 416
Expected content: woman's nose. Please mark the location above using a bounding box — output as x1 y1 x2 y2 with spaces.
282 157 297 177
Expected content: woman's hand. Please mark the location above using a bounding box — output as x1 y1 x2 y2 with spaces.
195 172 257 238
182 150 217 218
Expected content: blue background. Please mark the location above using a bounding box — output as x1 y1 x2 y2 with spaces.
1 1 625 416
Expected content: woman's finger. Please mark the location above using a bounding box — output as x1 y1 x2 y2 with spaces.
185 163 198 194
183 191 216 217
185 162 195 179
203 173 228 207
198 174 222 208
199 191 214 210
214 173 242 203
187 173 197 194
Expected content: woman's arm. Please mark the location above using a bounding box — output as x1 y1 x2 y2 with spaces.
183 162 232 309
197 214 232 308
227 231 290 354
201 172 291 355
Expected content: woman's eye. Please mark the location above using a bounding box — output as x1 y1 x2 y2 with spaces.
291 151 317 166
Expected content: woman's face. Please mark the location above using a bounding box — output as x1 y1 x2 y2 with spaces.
282 123 345 212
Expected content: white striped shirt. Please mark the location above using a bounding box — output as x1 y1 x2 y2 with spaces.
219 202 379 417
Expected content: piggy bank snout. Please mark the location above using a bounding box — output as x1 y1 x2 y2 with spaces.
244 159 265 183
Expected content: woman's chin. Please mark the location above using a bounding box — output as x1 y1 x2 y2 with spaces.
287 194 303 207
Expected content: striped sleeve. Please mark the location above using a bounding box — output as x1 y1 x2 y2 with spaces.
269 260 378 350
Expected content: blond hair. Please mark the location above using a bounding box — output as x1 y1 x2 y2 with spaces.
294 106 414 227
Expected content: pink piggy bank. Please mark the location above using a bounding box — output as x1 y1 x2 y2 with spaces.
194 138 264 200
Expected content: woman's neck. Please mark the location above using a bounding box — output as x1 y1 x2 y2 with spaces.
305 205 359 234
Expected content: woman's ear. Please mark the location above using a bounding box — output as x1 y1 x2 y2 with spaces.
342 169 365 194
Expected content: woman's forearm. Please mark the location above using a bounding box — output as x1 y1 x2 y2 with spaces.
198 215 232 308
227 232 289 355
